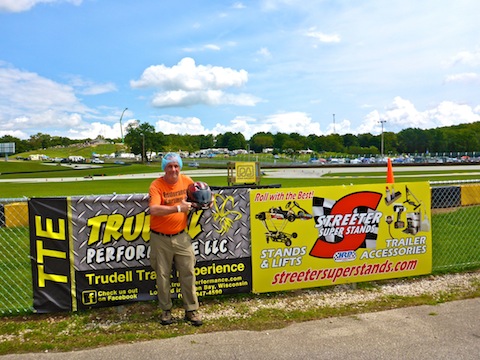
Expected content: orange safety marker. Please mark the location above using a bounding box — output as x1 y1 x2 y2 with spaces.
386 158 395 183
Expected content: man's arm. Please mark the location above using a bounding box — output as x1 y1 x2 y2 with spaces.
149 199 192 216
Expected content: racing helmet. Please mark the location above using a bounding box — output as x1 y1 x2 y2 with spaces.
187 181 213 210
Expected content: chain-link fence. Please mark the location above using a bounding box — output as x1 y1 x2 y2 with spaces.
1 181 480 315
0 197 32 315
430 180 480 271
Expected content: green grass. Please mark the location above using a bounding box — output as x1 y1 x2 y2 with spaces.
14 143 127 160
432 206 480 271
0 174 474 199
0 227 32 314
1 178 156 198
1 160 480 198
0 162 161 179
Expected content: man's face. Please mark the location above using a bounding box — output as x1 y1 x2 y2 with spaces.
164 161 181 183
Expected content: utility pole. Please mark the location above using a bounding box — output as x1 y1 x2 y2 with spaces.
142 133 145 164
379 119 386 157
119 107 128 144
333 114 336 134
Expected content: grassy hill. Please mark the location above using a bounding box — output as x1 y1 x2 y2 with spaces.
14 142 128 160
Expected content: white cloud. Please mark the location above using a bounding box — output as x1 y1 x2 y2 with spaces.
131 57 248 90
204 44 221 51
66 75 117 95
0 0 82 13
151 90 261 107
155 116 207 135
263 112 322 134
0 129 28 138
213 116 264 138
0 67 82 111
261 0 297 11
426 101 480 127
144 98 480 141
444 72 480 84
357 97 480 135
0 65 119 140
327 118 352 135
232 2 245 9
182 44 221 53
132 57 261 108
448 49 480 68
214 112 323 139
305 30 341 44
154 112 324 140
256 47 272 60
0 66 88 135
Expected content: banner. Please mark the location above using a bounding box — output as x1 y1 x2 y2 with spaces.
235 162 257 184
29 197 73 312
250 182 432 293
29 188 252 313
29 182 433 312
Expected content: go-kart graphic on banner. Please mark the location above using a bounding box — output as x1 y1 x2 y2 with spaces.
250 182 432 293
255 200 313 246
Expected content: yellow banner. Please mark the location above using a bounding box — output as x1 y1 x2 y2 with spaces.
250 182 432 293
235 162 257 183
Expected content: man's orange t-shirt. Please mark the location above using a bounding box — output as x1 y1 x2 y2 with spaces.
149 174 194 234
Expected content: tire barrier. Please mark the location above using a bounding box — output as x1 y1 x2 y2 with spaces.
431 186 461 209
460 184 480 206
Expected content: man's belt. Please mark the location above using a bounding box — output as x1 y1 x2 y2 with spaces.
151 229 185 237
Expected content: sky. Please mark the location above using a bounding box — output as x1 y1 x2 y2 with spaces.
1 0 480 141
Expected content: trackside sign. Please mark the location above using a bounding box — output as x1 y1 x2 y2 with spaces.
29 190 252 313
250 182 432 293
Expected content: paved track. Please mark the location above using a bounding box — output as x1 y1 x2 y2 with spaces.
2 165 480 183
2 298 479 360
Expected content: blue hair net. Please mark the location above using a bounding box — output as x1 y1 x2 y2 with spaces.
161 152 183 171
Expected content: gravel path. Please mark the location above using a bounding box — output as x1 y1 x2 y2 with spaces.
199 271 480 320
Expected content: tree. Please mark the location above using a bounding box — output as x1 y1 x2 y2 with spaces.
306 134 327 153
249 132 274 153
0 135 33 154
198 134 214 149
342 133 359 149
357 133 376 149
425 128 447 153
124 121 156 162
324 134 344 153
215 132 246 151
397 128 428 153
383 132 398 154
29 133 53 150
272 133 290 152
151 132 166 155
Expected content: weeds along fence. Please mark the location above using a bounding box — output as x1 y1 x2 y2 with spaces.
1 181 480 315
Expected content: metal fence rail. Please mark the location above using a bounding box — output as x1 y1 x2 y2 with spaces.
1 181 480 315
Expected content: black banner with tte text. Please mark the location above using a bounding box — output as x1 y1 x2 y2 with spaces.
29 197 73 312
29 189 252 313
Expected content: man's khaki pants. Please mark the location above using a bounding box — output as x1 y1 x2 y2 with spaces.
150 231 199 311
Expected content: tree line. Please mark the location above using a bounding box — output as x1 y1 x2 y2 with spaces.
2 121 479 160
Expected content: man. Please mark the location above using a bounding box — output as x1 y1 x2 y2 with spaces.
148 152 202 326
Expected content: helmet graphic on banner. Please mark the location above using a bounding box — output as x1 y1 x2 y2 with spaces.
187 181 213 210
